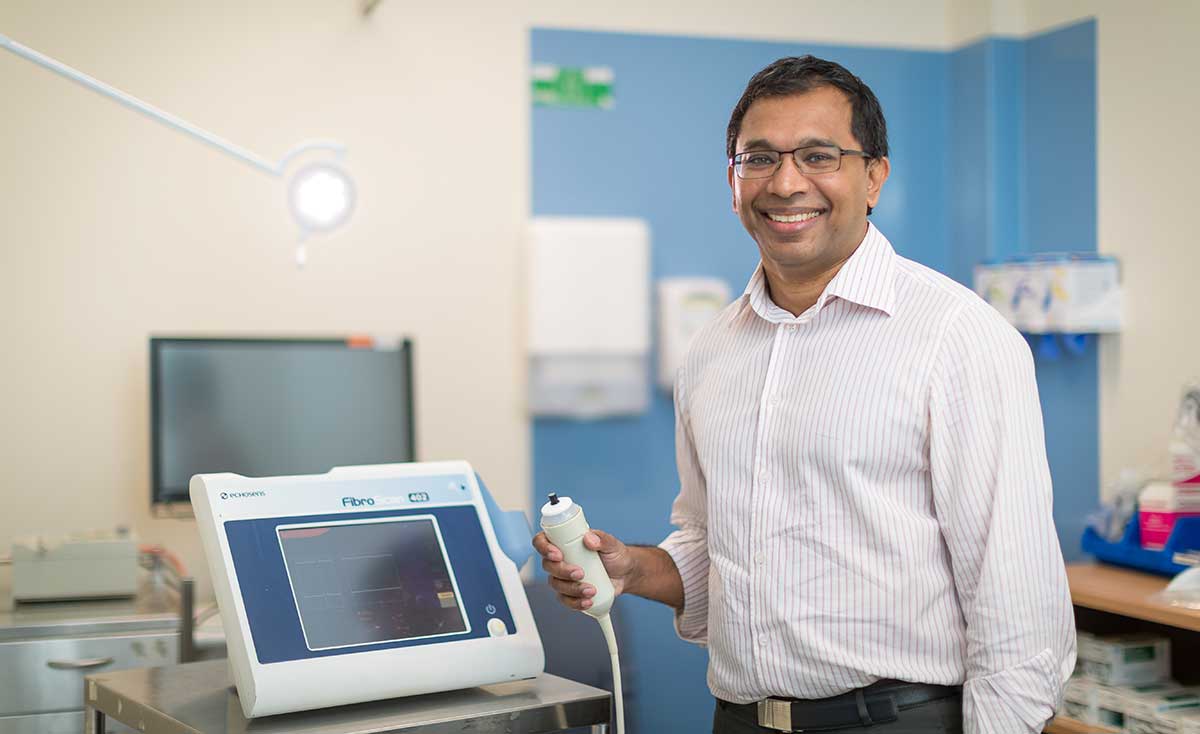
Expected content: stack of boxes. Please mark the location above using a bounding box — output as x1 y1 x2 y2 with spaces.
1139 482 1200 551
1063 632 1200 732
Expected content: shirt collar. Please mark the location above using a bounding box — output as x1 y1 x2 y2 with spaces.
737 222 898 322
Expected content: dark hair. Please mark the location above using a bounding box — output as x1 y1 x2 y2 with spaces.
726 55 889 163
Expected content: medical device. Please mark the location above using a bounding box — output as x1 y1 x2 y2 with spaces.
539 493 625 734
152 336 414 507
10 529 139 602
191 461 543 717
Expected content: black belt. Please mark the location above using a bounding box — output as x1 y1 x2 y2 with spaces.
718 679 962 732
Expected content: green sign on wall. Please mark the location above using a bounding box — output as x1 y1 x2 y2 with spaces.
532 64 614 109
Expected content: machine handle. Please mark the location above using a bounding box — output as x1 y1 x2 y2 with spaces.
47 657 114 670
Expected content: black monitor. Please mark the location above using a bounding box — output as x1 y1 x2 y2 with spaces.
150 337 415 506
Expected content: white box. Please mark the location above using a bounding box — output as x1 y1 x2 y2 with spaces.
1126 687 1200 734
973 254 1122 334
1095 682 1184 731
1084 635 1172 687
12 530 139 601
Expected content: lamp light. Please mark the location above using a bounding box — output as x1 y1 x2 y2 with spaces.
0 31 354 267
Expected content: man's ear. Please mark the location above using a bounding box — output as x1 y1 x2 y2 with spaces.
866 156 890 210
728 164 741 214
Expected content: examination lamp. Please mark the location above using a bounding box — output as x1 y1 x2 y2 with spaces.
0 32 354 267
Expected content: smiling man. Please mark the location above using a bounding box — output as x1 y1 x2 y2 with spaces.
534 56 1076 734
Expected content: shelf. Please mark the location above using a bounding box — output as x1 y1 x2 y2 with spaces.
1044 715 1118 733
1067 563 1200 632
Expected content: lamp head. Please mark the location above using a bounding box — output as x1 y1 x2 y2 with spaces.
287 161 355 234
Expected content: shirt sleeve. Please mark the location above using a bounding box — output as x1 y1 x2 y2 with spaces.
658 364 711 645
928 302 1077 734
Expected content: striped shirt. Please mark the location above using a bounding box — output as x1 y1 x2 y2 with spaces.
659 223 1076 733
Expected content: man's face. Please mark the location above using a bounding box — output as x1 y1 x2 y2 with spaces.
729 86 889 278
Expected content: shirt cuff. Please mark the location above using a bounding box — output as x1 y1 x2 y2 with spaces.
963 647 1064 734
658 530 709 645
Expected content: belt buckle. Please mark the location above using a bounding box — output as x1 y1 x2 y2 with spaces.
756 698 796 732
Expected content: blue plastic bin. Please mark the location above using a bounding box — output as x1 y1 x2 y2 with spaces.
1081 513 1200 577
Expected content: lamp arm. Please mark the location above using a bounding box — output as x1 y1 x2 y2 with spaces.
277 140 348 172
1 32 280 176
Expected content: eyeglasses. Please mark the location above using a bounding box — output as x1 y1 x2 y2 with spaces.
730 144 870 179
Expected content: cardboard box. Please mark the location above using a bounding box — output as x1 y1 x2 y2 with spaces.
1083 634 1172 686
1126 687 1200 734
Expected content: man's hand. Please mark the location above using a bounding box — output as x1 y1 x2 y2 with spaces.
532 529 638 612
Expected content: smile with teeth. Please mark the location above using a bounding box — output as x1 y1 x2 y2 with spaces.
766 211 822 223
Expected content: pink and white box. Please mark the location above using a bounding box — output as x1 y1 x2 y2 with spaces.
1139 481 1200 551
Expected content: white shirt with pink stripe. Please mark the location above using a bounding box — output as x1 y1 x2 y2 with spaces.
659 222 1076 733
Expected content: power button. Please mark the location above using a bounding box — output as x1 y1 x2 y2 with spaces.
487 618 508 637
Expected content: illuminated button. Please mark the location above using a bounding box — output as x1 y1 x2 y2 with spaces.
487 618 509 637
485 603 497 615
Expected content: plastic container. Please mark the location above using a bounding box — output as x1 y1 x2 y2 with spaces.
1139 482 1200 551
1082 512 1200 577
1170 384 1200 484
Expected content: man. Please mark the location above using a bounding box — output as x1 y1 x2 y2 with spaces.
533 55 1075 733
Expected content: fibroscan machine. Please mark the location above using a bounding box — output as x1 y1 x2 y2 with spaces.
191 461 546 718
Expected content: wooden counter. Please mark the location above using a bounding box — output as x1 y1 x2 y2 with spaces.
1066 562 1200 632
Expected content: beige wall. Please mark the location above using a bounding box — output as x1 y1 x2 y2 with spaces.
2 0 1193 601
1092 2 1200 493
947 0 1200 492
1016 1 1200 493
0 1 952 599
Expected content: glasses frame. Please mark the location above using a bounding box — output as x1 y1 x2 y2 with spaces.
730 145 871 179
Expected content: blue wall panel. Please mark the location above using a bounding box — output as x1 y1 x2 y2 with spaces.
1023 21 1098 560
532 30 947 732
1024 22 1098 255
531 20 1095 727
947 40 991 286
947 37 1025 285
946 22 1097 563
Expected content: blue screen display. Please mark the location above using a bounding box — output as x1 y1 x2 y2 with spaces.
226 505 515 664
278 517 468 650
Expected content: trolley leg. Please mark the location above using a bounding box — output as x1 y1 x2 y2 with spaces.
85 706 106 734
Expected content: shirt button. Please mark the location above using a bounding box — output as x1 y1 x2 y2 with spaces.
770 395 780 406
758 636 769 647
754 552 766 565
759 470 768 483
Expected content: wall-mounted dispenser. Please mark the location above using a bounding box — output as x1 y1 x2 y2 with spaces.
527 217 650 418
656 277 730 392
974 254 1122 335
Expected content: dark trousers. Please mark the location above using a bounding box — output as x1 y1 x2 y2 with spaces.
712 693 964 733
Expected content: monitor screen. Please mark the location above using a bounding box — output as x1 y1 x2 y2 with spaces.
277 517 468 650
151 337 414 504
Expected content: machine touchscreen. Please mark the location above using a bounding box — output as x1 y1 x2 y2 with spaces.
278 517 468 650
